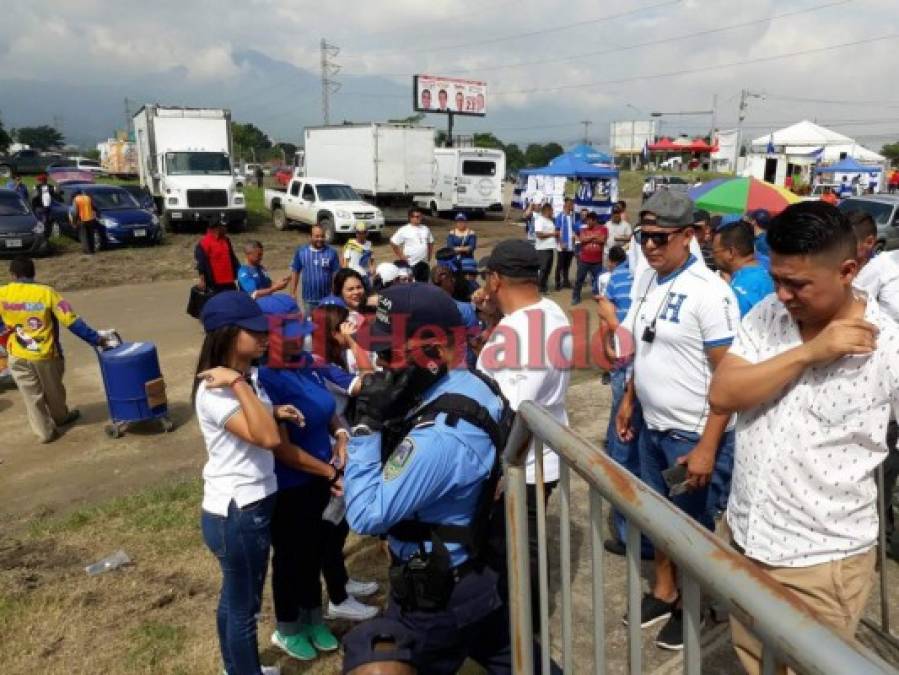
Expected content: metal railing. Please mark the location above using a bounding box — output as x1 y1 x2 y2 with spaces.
503 402 899 674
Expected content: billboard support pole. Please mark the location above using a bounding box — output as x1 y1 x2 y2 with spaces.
447 112 454 148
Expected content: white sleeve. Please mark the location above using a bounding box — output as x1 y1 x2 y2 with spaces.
389 227 405 247
728 300 768 364
878 276 899 323
698 281 739 349
197 385 241 427
427 228 435 244
491 367 546 412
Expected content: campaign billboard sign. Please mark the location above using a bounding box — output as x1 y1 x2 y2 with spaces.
413 75 487 116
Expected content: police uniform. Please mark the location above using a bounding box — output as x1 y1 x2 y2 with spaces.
343 284 517 674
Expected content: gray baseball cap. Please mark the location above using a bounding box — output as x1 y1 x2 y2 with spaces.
640 191 695 228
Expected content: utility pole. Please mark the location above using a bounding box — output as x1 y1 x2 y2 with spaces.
320 38 341 126
124 97 132 138
735 88 764 173
581 120 592 144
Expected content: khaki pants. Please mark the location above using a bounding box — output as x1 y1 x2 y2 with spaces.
723 519 876 675
9 355 70 442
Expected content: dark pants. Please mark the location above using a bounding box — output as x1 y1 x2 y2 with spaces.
412 261 430 282
572 260 603 303
80 219 102 254
554 250 574 289
271 481 348 633
536 249 554 293
201 495 275 675
322 517 350 603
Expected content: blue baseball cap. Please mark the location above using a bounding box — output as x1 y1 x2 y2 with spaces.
454 212 468 221
747 208 772 228
317 295 347 308
201 291 270 333
341 617 417 674
256 293 315 338
371 283 463 341
460 258 478 274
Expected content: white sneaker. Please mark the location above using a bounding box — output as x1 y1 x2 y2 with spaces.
223 668 279 675
346 578 379 598
325 596 379 621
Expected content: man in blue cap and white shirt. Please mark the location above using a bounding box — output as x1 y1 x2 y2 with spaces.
344 282 524 673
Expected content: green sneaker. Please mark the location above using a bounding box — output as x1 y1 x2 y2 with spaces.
305 622 339 652
271 629 316 661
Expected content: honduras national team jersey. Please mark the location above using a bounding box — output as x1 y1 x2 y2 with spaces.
623 256 739 432
290 244 340 302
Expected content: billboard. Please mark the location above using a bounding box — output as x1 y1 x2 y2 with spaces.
413 75 487 116
610 120 658 155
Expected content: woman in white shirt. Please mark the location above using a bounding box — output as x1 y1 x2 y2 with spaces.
194 291 300 675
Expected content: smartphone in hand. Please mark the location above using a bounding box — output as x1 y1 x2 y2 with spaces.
662 463 689 497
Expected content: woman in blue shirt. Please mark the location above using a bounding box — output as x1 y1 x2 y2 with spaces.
446 213 477 262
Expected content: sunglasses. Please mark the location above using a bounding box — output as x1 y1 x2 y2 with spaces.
635 228 686 247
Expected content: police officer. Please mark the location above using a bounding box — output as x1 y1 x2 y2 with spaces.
343 283 516 674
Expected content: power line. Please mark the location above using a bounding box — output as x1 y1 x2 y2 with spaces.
492 33 899 97
340 0 680 59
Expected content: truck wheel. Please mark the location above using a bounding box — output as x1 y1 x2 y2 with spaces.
272 207 288 231
320 217 336 243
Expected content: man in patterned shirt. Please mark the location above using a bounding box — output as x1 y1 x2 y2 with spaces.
710 201 897 675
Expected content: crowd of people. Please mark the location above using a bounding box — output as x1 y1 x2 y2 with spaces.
3 177 899 673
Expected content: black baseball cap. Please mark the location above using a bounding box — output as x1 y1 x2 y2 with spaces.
481 239 540 278
371 283 463 341
342 617 418 674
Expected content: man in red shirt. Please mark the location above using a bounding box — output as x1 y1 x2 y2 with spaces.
572 211 607 305
195 218 240 294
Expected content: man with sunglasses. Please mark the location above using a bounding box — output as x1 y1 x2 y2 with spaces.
615 191 739 651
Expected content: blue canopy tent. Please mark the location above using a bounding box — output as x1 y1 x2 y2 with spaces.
525 154 619 218
815 157 882 174
556 144 613 166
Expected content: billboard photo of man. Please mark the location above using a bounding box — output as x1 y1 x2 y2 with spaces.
421 88 432 110
455 91 465 111
438 89 448 110
476 92 485 113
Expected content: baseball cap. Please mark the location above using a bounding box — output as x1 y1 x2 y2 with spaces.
640 191 695 228
318 295 347 308
342 618 418 674
371 283 464 341
375 262 400 284
256 293 315 338
460 257 479 274
481 239 540 278
354 222 367 233
748 208 772 228
435 246 459 270
201 291 270 333
454 212 468 221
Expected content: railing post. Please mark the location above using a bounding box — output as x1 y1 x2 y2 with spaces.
589 488 606 674
682 573 701 675
560 462 573 672
534 441 552 675
626 523 642 675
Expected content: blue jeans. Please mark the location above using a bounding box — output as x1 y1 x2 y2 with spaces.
639 429 735 532
201 495 275 675
572 260 603 303
606 369 654 556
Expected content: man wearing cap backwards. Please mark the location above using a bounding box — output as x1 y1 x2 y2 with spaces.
615 190 739 651
344 223 376 282
475 238 572 631
344 283 521 673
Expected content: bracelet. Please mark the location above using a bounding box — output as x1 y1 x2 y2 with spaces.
228 375 247 388
334 428 350 440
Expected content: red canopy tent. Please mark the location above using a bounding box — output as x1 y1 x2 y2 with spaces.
648 136 718 153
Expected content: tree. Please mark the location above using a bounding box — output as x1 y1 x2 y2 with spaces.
231 122 271 160
15 125 64 150
274 141 297 160
543 142 564 159
504 143 525 173
0 117 10 154
388 113 426 125
881 141 899 167
472 132 504 150
524 143 550 168
435 130 448 147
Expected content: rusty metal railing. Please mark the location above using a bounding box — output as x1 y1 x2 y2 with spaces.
503 402 899 674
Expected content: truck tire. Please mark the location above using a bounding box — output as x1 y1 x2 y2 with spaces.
319 216 336 243
272 207 288 231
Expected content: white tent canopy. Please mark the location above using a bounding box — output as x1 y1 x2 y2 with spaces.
750 120 854 149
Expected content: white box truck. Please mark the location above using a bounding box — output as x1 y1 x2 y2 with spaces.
133 105 246 231
417 147 506 217
302 123 435 220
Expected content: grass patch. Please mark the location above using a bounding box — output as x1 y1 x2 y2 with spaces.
126 620 187 668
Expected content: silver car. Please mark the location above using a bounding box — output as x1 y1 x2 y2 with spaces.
838 195 899 252
642 175 690 199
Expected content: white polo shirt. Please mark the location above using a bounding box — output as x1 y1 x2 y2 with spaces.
726 294 899 567
623 256 739 432
628 235 707 302
196 368 277 516
390 223 434 266
533 215 558 251
477 297 572 484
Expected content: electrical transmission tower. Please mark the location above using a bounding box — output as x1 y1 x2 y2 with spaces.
320 39 341 125
581 120 592 144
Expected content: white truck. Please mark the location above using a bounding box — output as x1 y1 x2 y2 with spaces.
263 177 385 242
417 147 506 217
301 123 435 220
133 105 246 231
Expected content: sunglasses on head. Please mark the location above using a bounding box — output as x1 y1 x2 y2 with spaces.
635 228 685 247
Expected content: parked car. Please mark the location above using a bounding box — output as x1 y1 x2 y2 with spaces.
0 149 62 177
67 157 105 174
838 195 899 252
642 175 690 199
48 183 163 249
0 189 51 256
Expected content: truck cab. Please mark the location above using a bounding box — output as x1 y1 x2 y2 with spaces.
418 147 506 218
264 177 385 242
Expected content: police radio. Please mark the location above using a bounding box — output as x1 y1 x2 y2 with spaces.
642 321 657 344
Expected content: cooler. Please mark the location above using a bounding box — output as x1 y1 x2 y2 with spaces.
96 339 174 437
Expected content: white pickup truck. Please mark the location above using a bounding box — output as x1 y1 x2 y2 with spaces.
264 177 385 242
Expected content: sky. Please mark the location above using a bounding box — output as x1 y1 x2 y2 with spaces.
1 0 897 151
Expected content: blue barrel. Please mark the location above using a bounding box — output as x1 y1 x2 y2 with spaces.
97 341 166 423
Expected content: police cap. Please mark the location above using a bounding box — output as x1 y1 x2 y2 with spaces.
371 283 464 341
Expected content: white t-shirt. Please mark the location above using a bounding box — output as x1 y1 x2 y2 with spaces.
606 219 633 248
623 257 739 432
477 297 572 483
533 215 557 251
854 251 899 322
390 223 434 266
195 368 277 516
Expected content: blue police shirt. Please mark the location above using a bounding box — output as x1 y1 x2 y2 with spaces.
290 245 340 303
237 264 272 295
604 259 633 323
345 369 504 567
258 360 336 489
754 233 770 259
730 264 775 317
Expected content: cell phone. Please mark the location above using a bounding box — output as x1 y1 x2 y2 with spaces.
661 464 689 497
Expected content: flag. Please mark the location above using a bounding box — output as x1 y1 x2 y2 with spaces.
765 134 776 156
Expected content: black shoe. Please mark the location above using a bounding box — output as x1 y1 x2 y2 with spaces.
562 282 572 289
554 285 562 292
622 593 677 628
655 609 685 651
604 537 654 560
60 409 81 426
601 372 611 385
